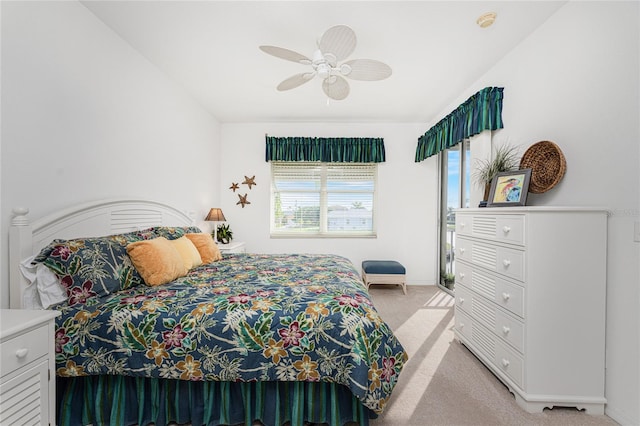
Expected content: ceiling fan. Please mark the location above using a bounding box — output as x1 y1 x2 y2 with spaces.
259 25 392 101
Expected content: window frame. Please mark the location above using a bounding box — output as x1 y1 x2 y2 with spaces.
270 162 378 238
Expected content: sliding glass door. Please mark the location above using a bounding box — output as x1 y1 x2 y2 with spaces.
438 140 470 293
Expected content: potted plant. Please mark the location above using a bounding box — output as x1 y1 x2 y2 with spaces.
440 269 456 290
215 223 234 244
443 272 456 289
472 144 521 201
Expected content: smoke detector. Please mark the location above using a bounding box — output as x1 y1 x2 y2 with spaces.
477 12 497 28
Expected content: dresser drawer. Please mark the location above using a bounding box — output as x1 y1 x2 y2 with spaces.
457 238 525 282
494 339 524 389
456 214 525 246
454 308 474 342
0 325 49 378
459 314 525 389
493 309 524 353
459 286 524 353
457 262 524 318
454 284 472 315
455 215 473 237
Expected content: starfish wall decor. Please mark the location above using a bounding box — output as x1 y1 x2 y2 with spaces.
242 175 257 189
230 175 256 207
236 193 250 208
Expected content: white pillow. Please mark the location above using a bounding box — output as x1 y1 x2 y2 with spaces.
20 255 66 309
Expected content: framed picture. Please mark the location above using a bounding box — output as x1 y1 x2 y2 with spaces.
487 169 532 207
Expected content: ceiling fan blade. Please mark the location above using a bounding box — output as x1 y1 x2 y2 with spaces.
277 73 315 91
259 45 311 64
341 59 393 81
318 25 356 62
322 75 350 100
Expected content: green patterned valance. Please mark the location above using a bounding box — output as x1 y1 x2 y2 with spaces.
415 87 504 162
265 136 385 163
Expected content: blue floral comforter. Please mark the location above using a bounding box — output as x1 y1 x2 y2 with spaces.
53 253 407 414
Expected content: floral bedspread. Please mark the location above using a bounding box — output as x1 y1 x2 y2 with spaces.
53 253 407 413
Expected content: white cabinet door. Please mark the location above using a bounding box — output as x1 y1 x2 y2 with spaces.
0 359 49 425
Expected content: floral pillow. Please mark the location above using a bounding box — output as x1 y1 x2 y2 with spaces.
36 226 203 306
36 228 158 306
152 226 202 240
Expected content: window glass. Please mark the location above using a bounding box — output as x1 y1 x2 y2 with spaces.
439 140 470 292
271 163 377 237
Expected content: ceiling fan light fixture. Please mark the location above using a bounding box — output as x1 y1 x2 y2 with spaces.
477 12 497 28
317 63 331 79
324 53 337 67
312 49 325 64
339 63 352 76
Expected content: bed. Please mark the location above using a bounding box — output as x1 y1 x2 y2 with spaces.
9 199 407 426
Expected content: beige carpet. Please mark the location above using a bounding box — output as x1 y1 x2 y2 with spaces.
366 285 618 426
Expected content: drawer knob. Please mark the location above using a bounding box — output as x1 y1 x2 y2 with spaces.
460 323 465 329
503 226 511 234
502 292 511 301
502 259 511 267
502 326 511 335
501 358 510 368
459 297 465 304
460 222 466 228
460 248 466 254
15 348 29 359
459 272 465 279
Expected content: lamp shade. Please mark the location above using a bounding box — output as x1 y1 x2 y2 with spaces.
205 208 226 222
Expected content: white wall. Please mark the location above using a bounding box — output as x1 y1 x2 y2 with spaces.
219 123 438 285
0 1 221 307
435 2 639 424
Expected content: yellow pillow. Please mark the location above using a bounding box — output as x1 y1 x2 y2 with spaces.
126 237 188 286
170 236 203 270
185 233 222 263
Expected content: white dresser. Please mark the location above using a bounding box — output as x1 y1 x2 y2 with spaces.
453 207 607 414
0 309 60 426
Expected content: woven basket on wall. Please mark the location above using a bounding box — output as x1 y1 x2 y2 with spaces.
519 140 566 193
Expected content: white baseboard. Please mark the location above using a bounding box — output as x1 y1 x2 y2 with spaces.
605 405 638 426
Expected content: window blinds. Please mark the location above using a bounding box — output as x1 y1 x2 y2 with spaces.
271 162 377 237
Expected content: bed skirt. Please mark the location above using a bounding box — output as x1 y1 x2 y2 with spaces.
57 376 373 426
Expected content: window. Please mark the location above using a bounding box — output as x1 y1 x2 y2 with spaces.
270 162 377 237
439 140 470 293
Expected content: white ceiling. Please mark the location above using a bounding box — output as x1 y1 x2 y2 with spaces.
81 1 566 124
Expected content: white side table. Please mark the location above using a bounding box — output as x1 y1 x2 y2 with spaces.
0 309 60 425
217 241 246 254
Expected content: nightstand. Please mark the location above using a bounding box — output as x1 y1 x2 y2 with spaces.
217 241 246 254
0 309 60 425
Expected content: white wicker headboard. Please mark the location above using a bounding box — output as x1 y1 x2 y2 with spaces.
9 199 194 309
